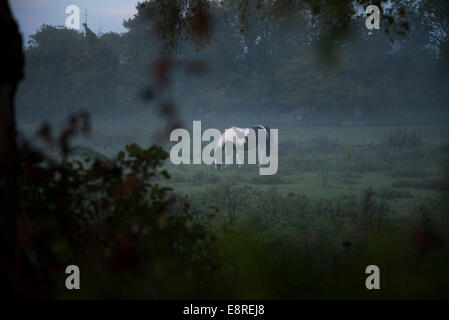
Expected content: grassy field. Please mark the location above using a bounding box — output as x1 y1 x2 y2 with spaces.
22 121 448 227
20 122 449 298
161 125 448 215
47 122 448 221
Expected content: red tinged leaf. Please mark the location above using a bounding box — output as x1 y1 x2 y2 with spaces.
151 57 173 85
114 173 141 198
190 1 211 42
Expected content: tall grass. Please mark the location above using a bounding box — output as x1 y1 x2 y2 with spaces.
383 128 423 149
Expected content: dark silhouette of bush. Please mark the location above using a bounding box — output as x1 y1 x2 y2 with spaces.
3 114 215 298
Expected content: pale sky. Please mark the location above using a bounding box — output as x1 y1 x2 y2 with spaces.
9 0 139 41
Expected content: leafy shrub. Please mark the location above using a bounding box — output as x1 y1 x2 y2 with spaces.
5 116 215 298
199 182 251 227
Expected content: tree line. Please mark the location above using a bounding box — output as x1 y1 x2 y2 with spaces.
16 0 449 124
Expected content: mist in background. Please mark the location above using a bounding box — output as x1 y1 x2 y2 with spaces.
13 0 449 147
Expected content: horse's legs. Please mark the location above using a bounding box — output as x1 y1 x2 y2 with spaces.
236 148 245 168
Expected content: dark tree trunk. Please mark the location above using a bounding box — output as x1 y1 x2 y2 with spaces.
0 0 25 294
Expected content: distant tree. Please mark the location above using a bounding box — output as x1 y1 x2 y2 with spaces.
18 24 119 115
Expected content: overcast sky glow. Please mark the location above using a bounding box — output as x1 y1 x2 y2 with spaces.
10 0 138 41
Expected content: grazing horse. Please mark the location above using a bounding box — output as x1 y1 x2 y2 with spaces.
213 125 270 169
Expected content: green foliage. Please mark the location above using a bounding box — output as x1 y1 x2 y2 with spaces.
10 117 215 298
20 25 119 114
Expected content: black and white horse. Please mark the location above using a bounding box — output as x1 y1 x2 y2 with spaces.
213 125 271 169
